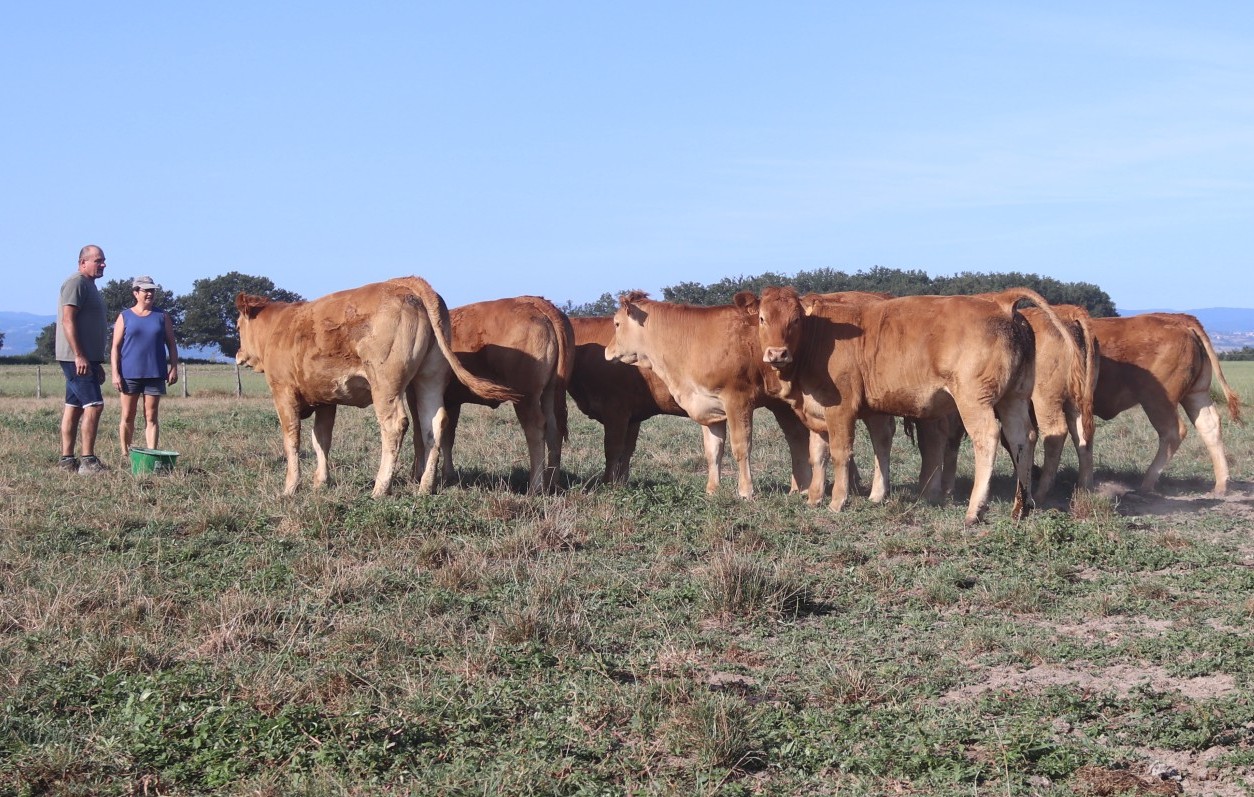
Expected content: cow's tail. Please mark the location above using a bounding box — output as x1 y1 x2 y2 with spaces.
1180 314 1244 423
392 277 524 404
989 289 1095 441
523 296 574 441
1069 308 1099 443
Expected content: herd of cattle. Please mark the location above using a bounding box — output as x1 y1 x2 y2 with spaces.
233 277 1242 525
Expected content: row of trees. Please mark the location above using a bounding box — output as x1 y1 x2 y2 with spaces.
564 266 1118 317
24 266 1117 362
31 272 302 361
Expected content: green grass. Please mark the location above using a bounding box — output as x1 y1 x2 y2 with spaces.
0 363 1251 795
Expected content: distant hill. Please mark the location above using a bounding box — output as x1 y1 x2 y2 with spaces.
0 311 54 356
1120 307 1254 351
0 311 226 360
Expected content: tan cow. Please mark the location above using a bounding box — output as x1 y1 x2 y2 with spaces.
745 286 1088 524
604 293 814 498
1019 305 1099 500
569 315 687 484
442 296 575 494
1089 313 1241 495
235 278 520 498
923 303 1099 505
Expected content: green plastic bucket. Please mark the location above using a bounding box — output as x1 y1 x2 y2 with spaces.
130 448 179 475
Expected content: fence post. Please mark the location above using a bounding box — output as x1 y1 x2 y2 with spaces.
235 362 243 397
36 364 42 399
182 364 189 398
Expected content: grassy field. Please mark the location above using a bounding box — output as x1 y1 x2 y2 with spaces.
1 363 1251 796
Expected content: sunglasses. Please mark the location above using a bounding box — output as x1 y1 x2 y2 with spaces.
135 288 155 294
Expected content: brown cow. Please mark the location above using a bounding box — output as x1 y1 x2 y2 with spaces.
569 315 687 484
1019 305 1099 500
745 287 1087 524
442 296 574 494
923 303 1099 505
604 293 814 498
235 278 520 498
1089 313 1241 495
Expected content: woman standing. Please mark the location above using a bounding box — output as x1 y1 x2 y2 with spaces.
111 275 179 457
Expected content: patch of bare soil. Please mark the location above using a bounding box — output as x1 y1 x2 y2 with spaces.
939 663 1237 705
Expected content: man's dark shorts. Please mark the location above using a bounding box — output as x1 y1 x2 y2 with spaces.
60 361 105 408
121 377 167 397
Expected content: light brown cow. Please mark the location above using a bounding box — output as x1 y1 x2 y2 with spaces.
569 315 687 484
1019 305 1099 500
235 278 520 498
923 303 1099 505
745 286 1088 524
604 293 814 498
441 296 574 494
1089 313 1242 495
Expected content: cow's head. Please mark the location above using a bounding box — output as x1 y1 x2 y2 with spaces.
744 286 804 368
234 292 271 369
605 290 651 367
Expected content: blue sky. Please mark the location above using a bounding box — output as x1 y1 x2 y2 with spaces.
5 2 1252 316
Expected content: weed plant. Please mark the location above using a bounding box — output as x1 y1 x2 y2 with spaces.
0 364 1251 795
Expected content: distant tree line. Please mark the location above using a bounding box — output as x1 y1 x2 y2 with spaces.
563 266 1118 317
22 266 1119 362
29 272 302 362
1219 347 1254 361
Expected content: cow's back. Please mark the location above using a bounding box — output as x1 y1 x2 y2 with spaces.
853 295 1032 417
1090 314 1206 420
447 297 560 406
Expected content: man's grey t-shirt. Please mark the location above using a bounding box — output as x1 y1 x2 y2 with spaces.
56 274 107 362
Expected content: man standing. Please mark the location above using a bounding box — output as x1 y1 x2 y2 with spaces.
56 244 110 473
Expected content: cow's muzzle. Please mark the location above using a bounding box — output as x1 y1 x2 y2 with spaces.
763 347 792 366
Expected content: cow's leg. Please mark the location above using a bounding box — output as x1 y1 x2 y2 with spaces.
311 405 337 490
806 430 829 506
600 416 634 484
958 405 1000 526
997 398 1036 521
915 417 950 504
540 385 562 492
439 402 463 487
615 419 644 483
823 408 858 512
862 413 894 504
412 384 447 494
941 412 963 502
724 401 756 499
513 396 548 495
1181 393 1230 496
274 397 303 496
766 401 813 496
370 392 409 499
1066 403 1095 492
1032 404 1069 504
701 422 727 495
1138 397 1185 493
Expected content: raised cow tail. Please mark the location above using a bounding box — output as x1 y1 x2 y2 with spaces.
523 296 574 442
393 276 525 404
994 289 1095 441
1183 315 1244 424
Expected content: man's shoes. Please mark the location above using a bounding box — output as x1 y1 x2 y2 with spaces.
57 456 79 472
77 455 108 474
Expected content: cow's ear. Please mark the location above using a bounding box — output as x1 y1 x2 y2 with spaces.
236 292 269 318
625 301 648 326
800 295 819 316
733 291 759 317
